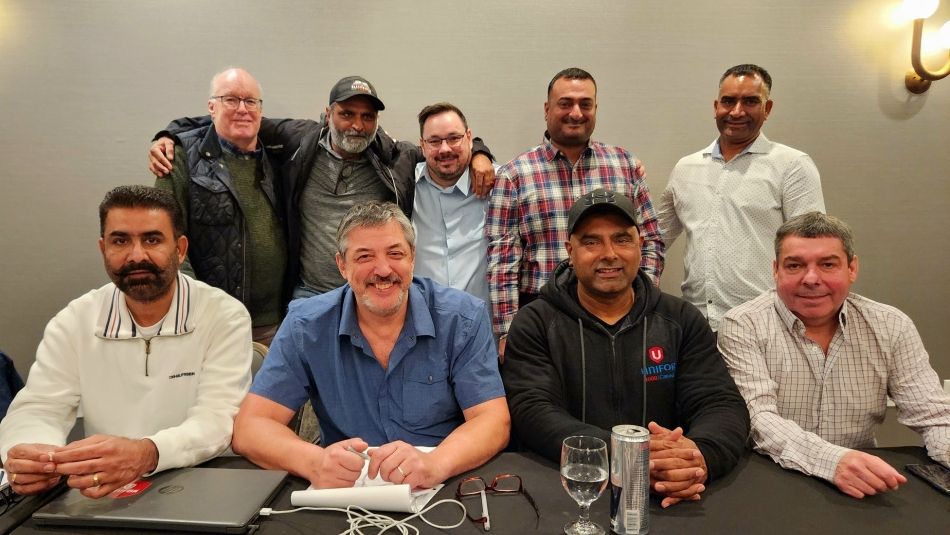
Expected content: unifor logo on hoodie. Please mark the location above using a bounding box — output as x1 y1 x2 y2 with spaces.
641 346 676 383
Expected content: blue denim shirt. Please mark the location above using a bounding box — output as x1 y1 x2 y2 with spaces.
251 277 504 446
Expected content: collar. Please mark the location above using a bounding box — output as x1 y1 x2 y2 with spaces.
540 131 593 162
96 272 195 340
771 288 850 334
338 278 436 341
414 162 471 195
707 133 771 160
218 136 263 159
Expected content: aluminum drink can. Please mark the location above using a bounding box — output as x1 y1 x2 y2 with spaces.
609 424 649 534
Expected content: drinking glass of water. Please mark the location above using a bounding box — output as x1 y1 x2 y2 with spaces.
560 435 609 535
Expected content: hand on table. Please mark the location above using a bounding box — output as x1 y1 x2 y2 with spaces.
3 443 62 495
833 450 906 499
309 438 369 489
648 421 707 508
368 440 445 489
53 434 159 498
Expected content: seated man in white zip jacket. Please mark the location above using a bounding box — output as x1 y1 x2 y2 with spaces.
0 185 252 499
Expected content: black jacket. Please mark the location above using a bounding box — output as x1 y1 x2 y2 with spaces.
162 116 491 299
176 125 282 306
502 261 750 481
257 117 419 299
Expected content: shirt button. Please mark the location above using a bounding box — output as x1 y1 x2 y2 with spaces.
707 299 713 304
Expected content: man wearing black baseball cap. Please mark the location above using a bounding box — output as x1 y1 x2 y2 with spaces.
502 188 750 508
149 74 495 303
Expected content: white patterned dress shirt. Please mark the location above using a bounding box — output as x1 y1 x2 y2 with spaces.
719 290 950 482
658 134 824 330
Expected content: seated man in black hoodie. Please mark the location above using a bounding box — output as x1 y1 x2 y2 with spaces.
502 189 749 508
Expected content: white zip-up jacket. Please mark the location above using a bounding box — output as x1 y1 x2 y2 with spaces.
0 273 252 473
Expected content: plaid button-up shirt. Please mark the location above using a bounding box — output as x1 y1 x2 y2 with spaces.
719 290 950 482
485 139 664 334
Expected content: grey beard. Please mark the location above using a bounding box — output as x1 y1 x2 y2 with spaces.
330 125 376 154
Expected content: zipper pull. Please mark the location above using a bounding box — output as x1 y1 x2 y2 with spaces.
144 339 151 377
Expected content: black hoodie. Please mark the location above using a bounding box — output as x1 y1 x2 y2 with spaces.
502 261 750 481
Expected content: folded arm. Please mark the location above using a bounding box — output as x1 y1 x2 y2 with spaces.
502 306 610 462
145 303 252 473
718 313 848 481
368 397 509 489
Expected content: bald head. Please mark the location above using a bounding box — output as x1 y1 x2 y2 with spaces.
207 67 263 152
209 67 262 98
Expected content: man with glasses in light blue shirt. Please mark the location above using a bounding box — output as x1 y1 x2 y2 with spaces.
412 103 497 306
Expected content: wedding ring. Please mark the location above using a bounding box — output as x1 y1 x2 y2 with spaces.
396 465 406 477
9 473 16 484
47 451 54 462
92 473 100 487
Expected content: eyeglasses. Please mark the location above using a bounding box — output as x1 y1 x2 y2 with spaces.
455 474 540 531
1 480 24 515
422 134 466 149
211 95 263 111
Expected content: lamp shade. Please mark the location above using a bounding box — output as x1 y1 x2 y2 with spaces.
938 20 950 48
903 0 940 19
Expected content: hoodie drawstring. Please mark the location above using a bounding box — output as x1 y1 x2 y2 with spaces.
641 315 648 427
578 317 587 423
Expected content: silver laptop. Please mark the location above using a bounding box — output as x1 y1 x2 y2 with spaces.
33 467 287 534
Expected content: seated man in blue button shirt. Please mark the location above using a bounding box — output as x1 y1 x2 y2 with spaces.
232 201 510 489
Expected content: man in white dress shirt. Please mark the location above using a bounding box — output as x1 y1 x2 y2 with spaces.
658 63 825 331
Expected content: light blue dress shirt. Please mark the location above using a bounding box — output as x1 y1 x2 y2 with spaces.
411 162 493 305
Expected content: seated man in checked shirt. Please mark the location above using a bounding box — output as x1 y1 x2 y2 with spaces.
719 211 950 499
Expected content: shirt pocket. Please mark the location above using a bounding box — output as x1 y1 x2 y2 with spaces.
401 367 457 428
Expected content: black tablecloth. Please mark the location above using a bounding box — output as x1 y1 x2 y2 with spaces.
4 447 947 534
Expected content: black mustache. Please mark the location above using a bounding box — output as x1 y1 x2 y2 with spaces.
118 261 160 277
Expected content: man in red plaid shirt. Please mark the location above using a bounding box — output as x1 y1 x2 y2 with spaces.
486 68 665 357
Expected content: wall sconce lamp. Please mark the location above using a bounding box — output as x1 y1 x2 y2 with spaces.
904 0 950 93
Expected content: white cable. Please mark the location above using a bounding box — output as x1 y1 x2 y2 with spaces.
260 498 467 534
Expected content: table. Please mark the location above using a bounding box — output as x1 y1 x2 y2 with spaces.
3 447 947 534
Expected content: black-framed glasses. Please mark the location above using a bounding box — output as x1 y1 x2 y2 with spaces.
0 482 24 516
422 134 466 149
455 474 540 530
211 95 263 111
333 162 354 195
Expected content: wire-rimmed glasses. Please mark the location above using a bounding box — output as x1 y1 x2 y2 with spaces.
211 95 263 111
456 473 541 531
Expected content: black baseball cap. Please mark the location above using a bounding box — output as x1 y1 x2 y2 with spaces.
328 76 385 110
567 188 639 234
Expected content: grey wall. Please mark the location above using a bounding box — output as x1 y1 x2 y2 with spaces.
1 0 949 385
